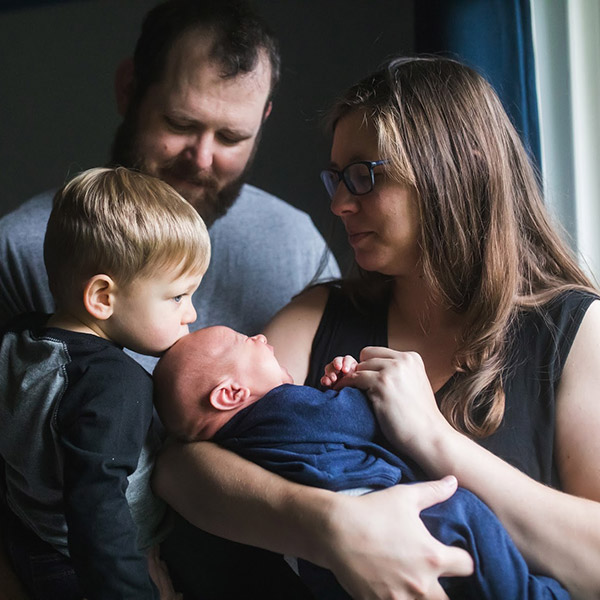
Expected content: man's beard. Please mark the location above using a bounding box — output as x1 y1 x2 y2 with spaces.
110 106 256 228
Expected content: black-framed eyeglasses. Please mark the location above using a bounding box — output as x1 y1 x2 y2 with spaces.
320 159 389 199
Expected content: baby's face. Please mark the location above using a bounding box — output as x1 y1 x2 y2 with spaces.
210 327 293 392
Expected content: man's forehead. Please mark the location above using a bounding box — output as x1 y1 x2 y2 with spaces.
164 27 272 96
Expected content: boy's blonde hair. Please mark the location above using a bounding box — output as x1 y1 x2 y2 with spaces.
44 167 211 309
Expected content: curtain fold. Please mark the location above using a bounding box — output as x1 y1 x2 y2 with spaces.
415 0 541 169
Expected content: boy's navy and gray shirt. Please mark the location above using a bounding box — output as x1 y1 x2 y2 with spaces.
0 312 165 598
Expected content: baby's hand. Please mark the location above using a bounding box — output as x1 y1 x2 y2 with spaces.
321 355 358 388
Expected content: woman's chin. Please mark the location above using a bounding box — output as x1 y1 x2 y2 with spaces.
354 252 388 274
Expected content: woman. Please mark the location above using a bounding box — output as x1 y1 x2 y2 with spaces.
154 57 600 598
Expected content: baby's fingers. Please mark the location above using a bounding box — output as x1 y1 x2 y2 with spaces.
321 373 338 387
339 355 358 374
322 355 357 388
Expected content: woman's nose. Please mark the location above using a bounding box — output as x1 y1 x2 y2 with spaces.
330 187 360 216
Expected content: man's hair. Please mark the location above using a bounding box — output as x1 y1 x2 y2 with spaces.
44 167 211 309
327 56 595 439
131 0 280 104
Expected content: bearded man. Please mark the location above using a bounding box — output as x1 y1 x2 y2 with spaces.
0 1 337 598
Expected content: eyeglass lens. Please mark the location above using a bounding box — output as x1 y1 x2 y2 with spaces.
320 162 375 198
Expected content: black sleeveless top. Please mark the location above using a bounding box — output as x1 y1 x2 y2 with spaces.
306 285 597 488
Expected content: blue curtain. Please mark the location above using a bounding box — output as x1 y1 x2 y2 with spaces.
415 0 541 169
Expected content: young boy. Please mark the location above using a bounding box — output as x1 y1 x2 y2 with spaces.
153 326 570 600
0 167 210 599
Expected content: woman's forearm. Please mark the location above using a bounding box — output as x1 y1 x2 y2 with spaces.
348 346 600 598
152 440 474 600
415 426 600 599
153 440 336 563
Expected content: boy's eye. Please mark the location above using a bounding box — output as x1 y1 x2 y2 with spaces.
173 295 183 303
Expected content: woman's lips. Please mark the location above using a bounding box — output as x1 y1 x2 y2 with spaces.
347 231 371 246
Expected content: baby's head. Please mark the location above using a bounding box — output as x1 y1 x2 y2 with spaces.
154 326 293 441
43 167 210 354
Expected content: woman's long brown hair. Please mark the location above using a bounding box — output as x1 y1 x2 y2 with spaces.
329 56 596 438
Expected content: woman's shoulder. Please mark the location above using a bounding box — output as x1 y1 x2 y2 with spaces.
518 288 599 335
543 288 599 312
510 288 600 379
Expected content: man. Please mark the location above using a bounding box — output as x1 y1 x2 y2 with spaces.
0 0 337 597
0 0 337 347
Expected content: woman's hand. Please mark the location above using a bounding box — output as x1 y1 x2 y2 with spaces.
335 347 452 459
321 354 358 388
155 441 473 600
325 476 474 599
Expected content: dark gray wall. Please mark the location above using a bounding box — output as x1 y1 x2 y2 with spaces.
0 0 414 266
0 0 158 215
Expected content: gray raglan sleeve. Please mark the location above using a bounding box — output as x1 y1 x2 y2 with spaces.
0 194 55 328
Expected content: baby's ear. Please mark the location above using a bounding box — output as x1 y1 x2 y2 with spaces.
83 275 115 320
209 380 251 411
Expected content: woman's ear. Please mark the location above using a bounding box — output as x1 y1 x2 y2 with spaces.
115 57 135 116
209 380 251 412
83 275 116 321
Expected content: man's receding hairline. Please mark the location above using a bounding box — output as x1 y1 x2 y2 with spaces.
160 24 273 91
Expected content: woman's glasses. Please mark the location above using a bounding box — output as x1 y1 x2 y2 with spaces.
320 160 389 198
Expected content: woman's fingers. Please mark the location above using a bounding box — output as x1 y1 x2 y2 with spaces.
327 477 473 600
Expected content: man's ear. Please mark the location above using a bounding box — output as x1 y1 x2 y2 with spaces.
262 100 272 122
115 58 135 116
209 380 251 411
83 275 116 321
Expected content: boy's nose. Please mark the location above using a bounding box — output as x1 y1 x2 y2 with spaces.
183 301 197 324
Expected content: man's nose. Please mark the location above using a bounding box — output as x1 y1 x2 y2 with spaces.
186 133 214 170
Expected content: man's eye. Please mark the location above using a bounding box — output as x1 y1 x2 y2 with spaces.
165 117 190 133
218 132 245 145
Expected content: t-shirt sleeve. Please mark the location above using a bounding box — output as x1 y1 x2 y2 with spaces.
56 356 158 599
0 196 55 329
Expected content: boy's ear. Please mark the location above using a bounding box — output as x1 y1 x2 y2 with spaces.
83 275 116 321
209 380 251 412
115 58 135 116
